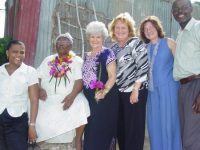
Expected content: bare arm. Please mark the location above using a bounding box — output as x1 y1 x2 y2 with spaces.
95 61 116 100
28 83 39 142
167 38 176 56
38 78 47 101
105 61 116 90
62 79 83 110
130 81 142 104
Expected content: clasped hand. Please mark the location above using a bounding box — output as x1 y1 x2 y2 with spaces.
95 90 106 102
39 87 47 101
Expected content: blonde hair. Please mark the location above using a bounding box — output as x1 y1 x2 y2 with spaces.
108 12 136 41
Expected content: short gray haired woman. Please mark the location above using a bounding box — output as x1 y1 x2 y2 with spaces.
85 21 108 39
82 21 119 150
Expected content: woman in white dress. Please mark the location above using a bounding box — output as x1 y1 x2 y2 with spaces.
35 33 90 150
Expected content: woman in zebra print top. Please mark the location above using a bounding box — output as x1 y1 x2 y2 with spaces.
109 12 149 150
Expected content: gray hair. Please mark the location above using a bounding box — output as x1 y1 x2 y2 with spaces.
85 21 108 39
55 32 73 44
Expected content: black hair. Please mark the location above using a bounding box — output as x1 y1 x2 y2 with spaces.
172 0 192 8
6 40 25 50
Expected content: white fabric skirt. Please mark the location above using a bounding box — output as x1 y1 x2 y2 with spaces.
35 92 90 142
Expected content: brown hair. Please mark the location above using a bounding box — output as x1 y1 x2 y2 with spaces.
108 12 136 41
139 16 165 43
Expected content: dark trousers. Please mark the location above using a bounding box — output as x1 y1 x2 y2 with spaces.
179 79 200 150
117 88 147 150
0 109 28 150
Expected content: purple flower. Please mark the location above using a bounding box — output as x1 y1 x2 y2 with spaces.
89 80 105 90
89 80 97 89
96 81 104 89
49 67 56 75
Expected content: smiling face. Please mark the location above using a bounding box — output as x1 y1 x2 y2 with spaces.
114 20 130 43
172 0 193 29
89 33 104 52
6 43 25 68
56 37 72 58
143 21 159 43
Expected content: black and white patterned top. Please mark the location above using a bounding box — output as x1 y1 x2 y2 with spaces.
111 37 149 92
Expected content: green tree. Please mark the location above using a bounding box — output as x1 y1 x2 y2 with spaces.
0 37 12 65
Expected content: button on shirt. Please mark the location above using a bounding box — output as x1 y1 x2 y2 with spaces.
0 63 38 117
173 18 200 80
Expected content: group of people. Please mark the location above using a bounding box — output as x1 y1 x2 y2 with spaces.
0 0 200 150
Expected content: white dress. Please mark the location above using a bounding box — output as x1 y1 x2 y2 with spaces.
35 52 90 143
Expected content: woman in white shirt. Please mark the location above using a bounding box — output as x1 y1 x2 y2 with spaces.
0 40 39 150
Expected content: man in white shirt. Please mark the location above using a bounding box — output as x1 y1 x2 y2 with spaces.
172 0 200 149
0 40 39 150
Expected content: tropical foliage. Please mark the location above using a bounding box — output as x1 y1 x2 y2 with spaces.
0 37 12 65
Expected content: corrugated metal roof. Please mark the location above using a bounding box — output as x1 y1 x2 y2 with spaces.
34 0 57 67
6 0 200 66
6 0 41 66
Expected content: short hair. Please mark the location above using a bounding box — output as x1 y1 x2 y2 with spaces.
108 12 136 41
172 0 192 9
139 16 165 43
6 40 25 50
55 32 73 45
85 21 108 40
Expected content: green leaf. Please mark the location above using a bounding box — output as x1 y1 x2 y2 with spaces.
55 78 58 93
49 76 54 82
58 77 61 86
0 36 12 65
64 77 66 87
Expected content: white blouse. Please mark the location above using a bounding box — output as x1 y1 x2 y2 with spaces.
0 63 38 117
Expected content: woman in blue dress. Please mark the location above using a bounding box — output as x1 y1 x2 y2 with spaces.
82 21 119 150
139 16 182 150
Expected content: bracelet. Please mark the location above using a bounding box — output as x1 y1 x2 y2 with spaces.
103 87 110 94
29 123 35 126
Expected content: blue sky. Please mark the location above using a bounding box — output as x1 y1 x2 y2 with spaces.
0 0 200 38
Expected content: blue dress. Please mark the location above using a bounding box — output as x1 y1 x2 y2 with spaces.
147 38 182 150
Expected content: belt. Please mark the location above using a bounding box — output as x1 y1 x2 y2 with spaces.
180 74 200 84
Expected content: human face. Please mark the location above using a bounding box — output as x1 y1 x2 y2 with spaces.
172 0 192 29
56 37 72 57
89 33 103 51
6 44 25 68
144 22 159 43
114 20 129 43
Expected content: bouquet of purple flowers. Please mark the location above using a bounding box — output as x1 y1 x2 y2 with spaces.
89 63 105 101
